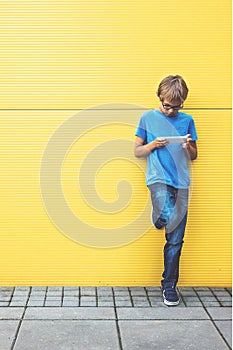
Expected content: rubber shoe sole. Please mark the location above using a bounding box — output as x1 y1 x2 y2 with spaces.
163 290 180 306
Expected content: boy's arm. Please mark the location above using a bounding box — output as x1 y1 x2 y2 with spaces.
134 136 168 158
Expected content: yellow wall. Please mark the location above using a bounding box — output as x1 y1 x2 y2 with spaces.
0 0 231 286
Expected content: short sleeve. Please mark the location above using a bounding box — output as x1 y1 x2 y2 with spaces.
135 116 147 143
188 118 198 141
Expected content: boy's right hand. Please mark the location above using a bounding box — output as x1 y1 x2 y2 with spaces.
154 138 169 149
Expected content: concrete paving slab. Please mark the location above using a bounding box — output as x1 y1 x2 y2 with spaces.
0 320 19 350
0 301 10 306
24 307 115 320
119 320 229 350
206 307 232 320
116 307 209 320
27 300 44 307
214 320 232 348
14 320 119 350
97 287 113 297
0 308 24 319
62 299 80 307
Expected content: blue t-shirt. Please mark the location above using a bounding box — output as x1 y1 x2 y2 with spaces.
135 109 198 189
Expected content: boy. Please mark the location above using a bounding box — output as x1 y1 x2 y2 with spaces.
134 75 198 306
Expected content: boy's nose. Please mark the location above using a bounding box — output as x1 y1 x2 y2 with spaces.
168 109 178 116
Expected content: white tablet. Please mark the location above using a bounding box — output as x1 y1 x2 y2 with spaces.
158 136 188 144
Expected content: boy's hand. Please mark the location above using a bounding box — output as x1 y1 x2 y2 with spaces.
154 138 169 149
182 134 192 149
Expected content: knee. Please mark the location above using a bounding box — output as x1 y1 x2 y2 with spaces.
166 239 184 249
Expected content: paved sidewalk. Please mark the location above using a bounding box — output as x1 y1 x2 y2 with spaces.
0 286 231 350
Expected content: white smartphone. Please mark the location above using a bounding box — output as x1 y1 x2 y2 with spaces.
158 136 188 144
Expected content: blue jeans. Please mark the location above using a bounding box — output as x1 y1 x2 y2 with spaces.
148 183 188 289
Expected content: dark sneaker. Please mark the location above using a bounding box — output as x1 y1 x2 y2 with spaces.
163 288 180 306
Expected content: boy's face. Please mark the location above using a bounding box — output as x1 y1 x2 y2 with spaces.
159 99 183 117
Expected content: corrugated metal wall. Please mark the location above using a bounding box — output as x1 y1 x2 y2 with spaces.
0 0 231 286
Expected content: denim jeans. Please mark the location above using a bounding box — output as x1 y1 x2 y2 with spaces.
148 183 189 289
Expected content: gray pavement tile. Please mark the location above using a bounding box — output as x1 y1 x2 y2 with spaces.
31 286 47 291
10 298 28 304
9 302 28 307
129 287 147 296
0 320 19 350
149 301 168 307
10 298 28 306
211 288 228 291
131 297 150 307
195 287 210 291
98 297 114 304
0 295 11 301
185 301 203 307
80 302 97 307
64 292 79 299
182 296 200 302
98 301 115 307
119 320 229 350
27 300 44 307
202 301 221 307
221 302 232 307
98 295 114 301
0 287 14 292
62 299 80 307
147 291 162 297
12 292 29 298
46 291 62 296
115 300 132 307
30 291 46 295
28 296 45 301
64 287 79 291
179 291 197 296
14 320 119 350
62 296 79 300
113 286 128 291
145 287 161 292
199 296 218 301
44 301 62 307
97 287 113 297
113 289 130 296
80 287 96 296
214 320 232 348
24 307 115 320
0 292 12 299
0 302 10 307
196 291 214 297
14 287 30 291
206 307 232 320
217 296 232 302
47 287 63 291
45 296 62 300
0 308 24 319
213 291 231 297
80 296 96 306
115 295 131 302
116 307 209 320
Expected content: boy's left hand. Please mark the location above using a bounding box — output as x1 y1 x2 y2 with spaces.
182 134 192 149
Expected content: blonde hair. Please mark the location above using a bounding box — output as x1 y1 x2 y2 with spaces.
157 75 189 103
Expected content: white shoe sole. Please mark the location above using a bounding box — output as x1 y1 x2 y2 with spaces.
163 291 180 306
